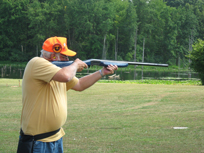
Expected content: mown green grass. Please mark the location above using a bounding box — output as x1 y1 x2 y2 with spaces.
0 79 204 153
98 79 201 85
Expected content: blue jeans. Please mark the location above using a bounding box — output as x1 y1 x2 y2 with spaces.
33 137 63 153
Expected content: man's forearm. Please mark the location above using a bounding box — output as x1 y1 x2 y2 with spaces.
76 70 102 91
72 65 117 91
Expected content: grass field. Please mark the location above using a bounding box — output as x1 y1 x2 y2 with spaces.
0 79 204 153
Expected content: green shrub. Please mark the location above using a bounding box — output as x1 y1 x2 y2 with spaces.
187 39 204 85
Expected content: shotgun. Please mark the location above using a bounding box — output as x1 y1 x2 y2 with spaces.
52 59 168 68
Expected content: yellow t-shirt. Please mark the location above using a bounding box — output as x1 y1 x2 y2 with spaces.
21 57 79 142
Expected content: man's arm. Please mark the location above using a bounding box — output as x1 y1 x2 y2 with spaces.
51 58 88 82
72 65 118 91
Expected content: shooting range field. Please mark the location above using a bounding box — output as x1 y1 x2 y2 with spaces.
0 79 204 153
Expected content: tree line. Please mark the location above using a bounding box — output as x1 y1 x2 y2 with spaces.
0 0 204 66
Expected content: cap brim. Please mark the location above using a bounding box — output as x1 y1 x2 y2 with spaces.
61 49 76 56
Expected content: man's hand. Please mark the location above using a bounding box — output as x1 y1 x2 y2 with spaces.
74 58 88 72
101 65 118 76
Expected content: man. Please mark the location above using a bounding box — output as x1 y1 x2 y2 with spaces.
17 36 118 153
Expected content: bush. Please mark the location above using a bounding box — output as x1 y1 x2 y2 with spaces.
187 39 204 85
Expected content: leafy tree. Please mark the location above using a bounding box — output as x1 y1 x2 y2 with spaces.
0 0 13 61
0 0 203 67
109 0 129 60
0 0 30 61
164 0 185 7
27 0 67 56
118 1 137 61
165 0 203 8
187 39 204 85
111 1 137 60
192 0 204 39
133 0 173 63
64 0 115 60
163 6 198 66
141 0 170 63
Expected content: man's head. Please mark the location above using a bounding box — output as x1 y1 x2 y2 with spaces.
41 36 76 61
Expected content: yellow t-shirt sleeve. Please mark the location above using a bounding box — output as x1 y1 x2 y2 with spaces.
31 57 61 82
66 77 79 90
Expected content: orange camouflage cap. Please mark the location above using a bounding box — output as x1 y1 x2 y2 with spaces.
42 36 76 56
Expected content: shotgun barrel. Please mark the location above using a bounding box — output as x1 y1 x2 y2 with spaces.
52 59 168 68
